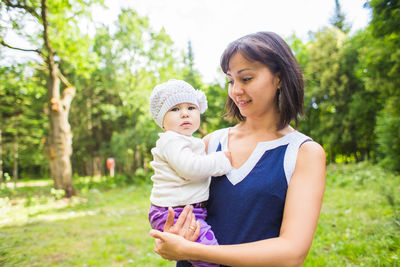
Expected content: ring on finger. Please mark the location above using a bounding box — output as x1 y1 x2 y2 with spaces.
189 225 195 231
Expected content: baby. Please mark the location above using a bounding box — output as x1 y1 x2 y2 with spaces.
148 79 232 267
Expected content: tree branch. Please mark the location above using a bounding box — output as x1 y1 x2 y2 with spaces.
3 0 41 20
0 40 42 56
41 0 55 67
57 70 73 88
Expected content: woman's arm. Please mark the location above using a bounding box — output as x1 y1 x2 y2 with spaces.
150 141 326 267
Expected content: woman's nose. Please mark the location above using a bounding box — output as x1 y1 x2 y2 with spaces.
231 83 244 95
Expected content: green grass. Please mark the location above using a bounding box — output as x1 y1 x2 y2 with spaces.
0 178 173 267
305 162 400 266
1 162 399 266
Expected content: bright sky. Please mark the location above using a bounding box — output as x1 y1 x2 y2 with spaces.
95 0 371 83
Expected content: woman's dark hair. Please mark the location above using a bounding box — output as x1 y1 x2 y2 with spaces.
220 31 304 130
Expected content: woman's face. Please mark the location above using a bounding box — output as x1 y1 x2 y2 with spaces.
226 52 280 119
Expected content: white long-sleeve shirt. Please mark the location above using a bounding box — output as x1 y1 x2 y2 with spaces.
150 130 232 207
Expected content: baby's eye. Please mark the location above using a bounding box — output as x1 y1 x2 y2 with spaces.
170 107 179 112
188 106 197 110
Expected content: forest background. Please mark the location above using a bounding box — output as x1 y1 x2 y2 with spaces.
1 0 399 192
0 0 399 265
0 0 400 266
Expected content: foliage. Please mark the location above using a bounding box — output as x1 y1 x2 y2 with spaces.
365 0 400 172
181 40 232 137
329 0 351 33
1 0 400 181
0 0 102 74
201 82 233 135
68 10 231 178
298 6 399 167
0 64 48 178
1 0 105 197
300 27 374 163
368 0 400 37
375 96 400 172
69 8 183 177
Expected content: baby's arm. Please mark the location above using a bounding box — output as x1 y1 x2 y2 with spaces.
161 137 231 181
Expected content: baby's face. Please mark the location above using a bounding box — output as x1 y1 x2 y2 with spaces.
162 103 200 136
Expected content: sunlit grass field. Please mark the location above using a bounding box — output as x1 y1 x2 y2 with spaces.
0 179 171 266
1 162 399 266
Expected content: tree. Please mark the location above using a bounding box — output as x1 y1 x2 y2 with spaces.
366 0 400 171
368 0 400 37
303 28 345 162
0 0 101 196
68 8 184 178
339 30 379 161
0 65 25 187
0 64 48 185
183 40 202 87
107 9 182 176
302 26 376 162
330 0 351 33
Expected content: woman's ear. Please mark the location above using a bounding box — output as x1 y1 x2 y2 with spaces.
274 73 281 89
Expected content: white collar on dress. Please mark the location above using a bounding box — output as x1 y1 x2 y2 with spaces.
220 129 298 185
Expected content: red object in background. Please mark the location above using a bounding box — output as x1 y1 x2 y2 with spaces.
107 158 115 169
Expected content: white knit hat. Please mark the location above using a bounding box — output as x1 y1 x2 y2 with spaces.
149 79 208 128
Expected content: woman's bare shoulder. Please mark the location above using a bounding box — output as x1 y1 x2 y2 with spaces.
294 140 326 181
202 127 232 152
202 133 211 149
299 141 325 160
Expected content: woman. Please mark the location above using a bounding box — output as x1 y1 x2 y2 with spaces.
150 31 326 267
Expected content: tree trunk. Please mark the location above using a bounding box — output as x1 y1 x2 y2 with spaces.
133 147 139 171
47 65 76 197
1 0 76 197
93 156 101 176
0 129 3 189
40 0 75 197
13 136 18 189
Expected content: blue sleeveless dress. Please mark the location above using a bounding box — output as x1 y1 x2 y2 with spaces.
206 128 312 245
177 128 311 266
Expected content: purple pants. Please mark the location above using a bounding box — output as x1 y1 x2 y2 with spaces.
149 204 218 267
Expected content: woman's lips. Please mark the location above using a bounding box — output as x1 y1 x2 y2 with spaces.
237 99 251 108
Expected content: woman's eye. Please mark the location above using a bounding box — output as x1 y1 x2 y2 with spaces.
227 80 234 85
243 77 252 82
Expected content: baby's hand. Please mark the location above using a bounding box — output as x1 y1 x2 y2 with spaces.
224 151 232 163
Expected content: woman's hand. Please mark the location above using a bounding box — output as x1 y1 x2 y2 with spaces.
150 205 200 261
163 205 200 241
150 229 191 261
